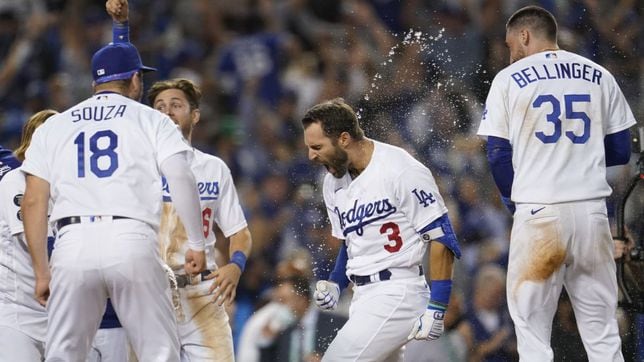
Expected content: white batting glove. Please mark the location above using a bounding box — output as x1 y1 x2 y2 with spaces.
407 307 445 341
314 280 340 311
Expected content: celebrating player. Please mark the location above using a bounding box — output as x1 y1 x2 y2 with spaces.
0 110 56 361
106 1 252 359
302 98 461 361
1 111 131 362
477 6 636 361
150 78 252 361
20 34 207 360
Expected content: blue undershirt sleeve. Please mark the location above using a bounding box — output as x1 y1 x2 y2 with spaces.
604 129 631 167
329 242 350 291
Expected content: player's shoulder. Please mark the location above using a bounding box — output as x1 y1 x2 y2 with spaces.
374 141 424 172
192 148 231 173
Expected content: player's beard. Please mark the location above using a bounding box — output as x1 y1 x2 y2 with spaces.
324 144 349 178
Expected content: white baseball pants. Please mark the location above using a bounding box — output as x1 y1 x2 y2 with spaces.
508 199 623 362
323 275 429 362
0 325 44 361
177 280 234 361
46 218 180 361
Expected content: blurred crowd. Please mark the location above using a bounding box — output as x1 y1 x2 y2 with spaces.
0 0 641 360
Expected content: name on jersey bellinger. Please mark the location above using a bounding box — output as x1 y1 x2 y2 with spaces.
511 62 602 89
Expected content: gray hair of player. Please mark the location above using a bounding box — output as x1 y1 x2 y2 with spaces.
506 5 558 43
301 98 365 141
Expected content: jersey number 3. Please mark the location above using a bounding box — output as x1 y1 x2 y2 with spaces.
74 130 119 178
380 222 403 253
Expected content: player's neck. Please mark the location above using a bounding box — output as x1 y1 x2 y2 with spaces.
347 139 374 179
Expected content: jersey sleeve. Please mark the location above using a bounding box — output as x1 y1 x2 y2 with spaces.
155 114 192 166
477 75 510 139
394 164 448 231
0 171 25 236
20 125 50 181
322 176 344 240
605 75 637 135
213 165 247 237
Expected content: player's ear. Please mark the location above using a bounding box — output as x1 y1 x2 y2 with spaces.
191 108 200 126
339 131 350 147
520 29 529 46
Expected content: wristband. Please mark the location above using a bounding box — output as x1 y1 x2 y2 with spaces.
429 279 452 311
113 21 130 43
229 250 247 272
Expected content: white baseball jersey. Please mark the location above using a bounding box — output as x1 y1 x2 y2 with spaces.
0 168 47 342
323 140 448 276
159 148 247 273
21 92 191 226
478 50 636 204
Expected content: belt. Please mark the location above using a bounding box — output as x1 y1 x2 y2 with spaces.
56 215 129 230
350 265 423 286
175 270 212 288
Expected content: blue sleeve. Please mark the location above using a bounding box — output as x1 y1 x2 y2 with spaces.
418 214 461 258
329 242 350 291
604 129 631 167
486 136 514 198
487 136 515 213
112 21 129 43
0 147 20 181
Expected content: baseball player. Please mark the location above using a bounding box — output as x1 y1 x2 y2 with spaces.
477 6 636 362
1 110 130 362
302 98 461 361
20 39 208 360
106 2 252 359
150 78 252 361
0 110 56 361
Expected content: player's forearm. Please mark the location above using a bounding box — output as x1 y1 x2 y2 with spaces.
228 228 252 272
428 242 454 280
22 177 50 278
160 152 205 250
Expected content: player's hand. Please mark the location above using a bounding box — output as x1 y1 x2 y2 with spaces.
614 237 634 260
407 307 445 341
184 249 206 275
206 264 241 306
34 275 51 307
106 0 128 23
314 280 340 311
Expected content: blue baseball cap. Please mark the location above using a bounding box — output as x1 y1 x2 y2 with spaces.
91 42 157 84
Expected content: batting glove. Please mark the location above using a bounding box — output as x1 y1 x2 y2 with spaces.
314 280 340 311
407 306 445 341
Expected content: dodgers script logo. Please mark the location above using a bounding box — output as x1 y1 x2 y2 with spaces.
162 177 220 200
335 198 397 237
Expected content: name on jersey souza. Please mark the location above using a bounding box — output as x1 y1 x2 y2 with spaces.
70 105 127 122
162 177 220 200
511 62 602 89
334 198 397 237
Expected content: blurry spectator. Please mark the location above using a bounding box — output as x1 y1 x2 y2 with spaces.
259 276 347 362
464 264 518 361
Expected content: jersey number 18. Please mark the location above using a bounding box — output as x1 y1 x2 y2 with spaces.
74 130 119 178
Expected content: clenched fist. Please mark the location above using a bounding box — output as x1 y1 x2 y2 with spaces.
314 280 340 311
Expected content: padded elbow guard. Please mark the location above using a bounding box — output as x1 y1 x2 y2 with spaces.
419 214 461 258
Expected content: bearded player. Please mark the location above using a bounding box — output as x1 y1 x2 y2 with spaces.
303 98 461 361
